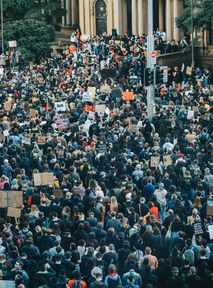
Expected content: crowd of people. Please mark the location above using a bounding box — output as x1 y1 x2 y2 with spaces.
0 32 212 288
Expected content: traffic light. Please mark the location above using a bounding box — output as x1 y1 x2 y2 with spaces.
154 66 164 85
144 67 154 86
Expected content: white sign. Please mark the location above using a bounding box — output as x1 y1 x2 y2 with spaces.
8 40 17 48
0 68 4 75
82 92 92 102
208 225 213 240
55 102 66 112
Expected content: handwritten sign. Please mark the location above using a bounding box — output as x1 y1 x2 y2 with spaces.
163 155 172 166
7 207 21 218
150 156 160 168
34 173 54 186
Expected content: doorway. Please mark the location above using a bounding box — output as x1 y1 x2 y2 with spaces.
96 0 107 35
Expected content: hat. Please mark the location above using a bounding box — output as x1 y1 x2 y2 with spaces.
177 153 184 159
66 192 72 198
159 183 164 189
145 225 153 232
126 193 132 201
91 267 102 278
3 159 8 164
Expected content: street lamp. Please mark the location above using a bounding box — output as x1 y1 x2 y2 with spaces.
191 0 194 67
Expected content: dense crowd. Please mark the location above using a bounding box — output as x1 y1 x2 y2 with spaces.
0 32 212 288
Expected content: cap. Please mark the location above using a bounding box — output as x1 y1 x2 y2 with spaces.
3 159 8 164
146 225 153 232
66 192 72 198
177 153 184 159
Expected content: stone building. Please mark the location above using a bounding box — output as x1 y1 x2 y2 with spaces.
62 0 184 40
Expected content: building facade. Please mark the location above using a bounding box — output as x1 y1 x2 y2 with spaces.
62 0 184 40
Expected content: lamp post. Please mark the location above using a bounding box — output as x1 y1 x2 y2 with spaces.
191 0 194 67
1 0 3 54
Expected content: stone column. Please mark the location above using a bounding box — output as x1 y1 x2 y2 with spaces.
71 0 77 25
79 0 85 33
114 0 121 35
166 0 172 40
132 0 137 35
107 0 113 35
173 0 179 40
66 0 71 25
138 0 143 35
61 0 66 26
122 0 128 35
143 0 147 33
159 0 164 31
84 0 91 35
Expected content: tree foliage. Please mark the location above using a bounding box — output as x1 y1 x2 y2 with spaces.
176 0 213 33
1 0 65 62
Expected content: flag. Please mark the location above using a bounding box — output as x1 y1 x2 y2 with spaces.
45 99 49 111
76 26 82 41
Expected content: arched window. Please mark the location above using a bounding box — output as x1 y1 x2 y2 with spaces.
96 0 107 35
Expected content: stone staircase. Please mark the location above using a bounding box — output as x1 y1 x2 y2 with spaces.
51 28 75 53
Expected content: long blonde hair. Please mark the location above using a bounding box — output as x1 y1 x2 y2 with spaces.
110 196 118 212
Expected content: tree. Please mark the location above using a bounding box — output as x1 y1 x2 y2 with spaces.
176 0 213 33
0 0 65 62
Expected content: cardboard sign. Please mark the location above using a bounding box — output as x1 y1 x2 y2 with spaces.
187 110 194 120
150 156 160 168
163 155 172 166
95 104 106 113
4 101 12 112
55 102 67 112
87 87 96 93
207 198 213 216
122 92 134 101
37 136 46 145
0 191 23 208
30 109 38 118
208 225 213 240
34 173 54 186
193 106 199 112
82 92 92 102
53 189 63 198
100 84 111 93
7 207 21 218
8 40 17 48
186 66 192 76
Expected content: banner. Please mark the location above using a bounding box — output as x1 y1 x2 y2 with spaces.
34 173 54 186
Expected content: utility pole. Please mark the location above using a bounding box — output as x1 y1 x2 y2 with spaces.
1 0 3 54
146 0 155 120
191 0 194 67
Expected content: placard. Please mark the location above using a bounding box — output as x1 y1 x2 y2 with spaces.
4 101 12 112
37 136 46 145
3 130 9 137
82 92 92 102
30 109 38 118
7 207 21 218
208 225 213 240
111 89 122 99
34 173 54 186
0 280 15 288
95 104 106 113
122 92 134 101
186 66 192 76
207 198 213 215
150 156 160 168
163 155 172 166
55 102 66 112
0 191 23 208
8 40 17 48
187 110 194 120
100 84 111 93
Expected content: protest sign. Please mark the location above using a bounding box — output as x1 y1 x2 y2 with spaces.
55 102 66 112
0 191 23 208
150 156 160 168
3 130 9 137
100 84 111 93
88 111 95 120
0 280 15 288
187 110 194 120
207 198 213 215
8 40 17 48
82 92 92 102
7 207 21 218
95 104 106 113
34 173 54 186
163 155 172 166
122 92 134 101
208 225 213 240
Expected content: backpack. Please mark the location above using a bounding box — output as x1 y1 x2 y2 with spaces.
199 132 207 144
72 280 82 288
107 276 120 288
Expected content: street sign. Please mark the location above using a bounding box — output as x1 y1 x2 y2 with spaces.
151 51 157 65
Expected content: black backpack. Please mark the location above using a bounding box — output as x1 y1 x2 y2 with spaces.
107 277 119 288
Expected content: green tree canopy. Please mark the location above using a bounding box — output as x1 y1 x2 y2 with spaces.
176 0 213 33
1 0 65 62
